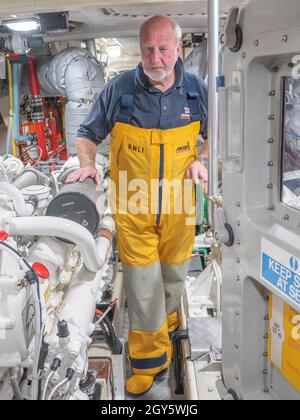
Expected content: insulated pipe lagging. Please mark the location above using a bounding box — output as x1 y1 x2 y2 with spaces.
0 182 35 216
6 216 112 273
38 48 104 154
12 170 39 190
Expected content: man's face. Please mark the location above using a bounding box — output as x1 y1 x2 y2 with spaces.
140 23 181 83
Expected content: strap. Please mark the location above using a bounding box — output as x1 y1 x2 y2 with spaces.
186 91 202 122
117 94 135 123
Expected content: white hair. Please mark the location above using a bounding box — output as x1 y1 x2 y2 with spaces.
140 15 183 44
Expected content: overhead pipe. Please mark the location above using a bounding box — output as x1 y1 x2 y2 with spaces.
27 56 48 161
86 39 98 59
208 0 220 229
6 60 16 156
11 61 28 144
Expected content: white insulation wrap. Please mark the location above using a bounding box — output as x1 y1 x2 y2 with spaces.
38 48 105 155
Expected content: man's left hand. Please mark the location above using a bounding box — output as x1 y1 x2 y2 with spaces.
186 160 208 190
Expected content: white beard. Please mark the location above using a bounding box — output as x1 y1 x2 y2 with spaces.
143 61 176 83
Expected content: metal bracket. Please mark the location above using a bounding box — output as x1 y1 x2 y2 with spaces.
220 7 243 52
215 207 234 246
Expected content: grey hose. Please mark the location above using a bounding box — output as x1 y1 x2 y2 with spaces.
8 368 23 400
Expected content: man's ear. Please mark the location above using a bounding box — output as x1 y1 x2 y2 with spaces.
176 41 183 57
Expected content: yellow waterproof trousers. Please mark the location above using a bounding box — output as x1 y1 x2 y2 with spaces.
110 121 200 375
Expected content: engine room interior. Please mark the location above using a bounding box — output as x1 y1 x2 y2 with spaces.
0 0 299 402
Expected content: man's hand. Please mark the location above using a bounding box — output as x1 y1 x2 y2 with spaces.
65 167 101 184
186 160 208 191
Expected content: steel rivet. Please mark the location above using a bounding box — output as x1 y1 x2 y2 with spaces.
236 202 241 207
269 90 276 96
268 114 275 121
268 161 274 167
284 215 290 221
236 220 241 227
254 40 259 47
281 35 288 42
267 183 273 189
268 138 274 144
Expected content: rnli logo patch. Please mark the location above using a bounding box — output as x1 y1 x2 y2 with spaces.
176 142 191 153
180 106 191 120
128 144 145 154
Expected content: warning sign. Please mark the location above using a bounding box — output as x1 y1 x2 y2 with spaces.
261 238 300 307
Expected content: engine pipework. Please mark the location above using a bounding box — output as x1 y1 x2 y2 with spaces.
0 154 120 400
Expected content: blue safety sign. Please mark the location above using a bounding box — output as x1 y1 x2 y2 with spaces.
261 239 300 306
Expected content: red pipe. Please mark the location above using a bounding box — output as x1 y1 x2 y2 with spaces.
48 116 59 155
27 56 48 161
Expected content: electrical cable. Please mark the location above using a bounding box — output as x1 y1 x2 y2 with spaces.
47 378 69 401
99 317 122 355
47 369 75 401
41 357 61 401
41 372 54 401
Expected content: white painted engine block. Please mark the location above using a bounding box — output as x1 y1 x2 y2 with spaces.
0 155 116 400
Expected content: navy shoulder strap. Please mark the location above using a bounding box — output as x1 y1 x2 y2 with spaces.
185 73 208 123
116 69 137 124
186 91 202 122
117 94 135 124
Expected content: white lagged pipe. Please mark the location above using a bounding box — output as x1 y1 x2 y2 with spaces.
96 215 115 266
6 216 103 273
0 182 35 216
